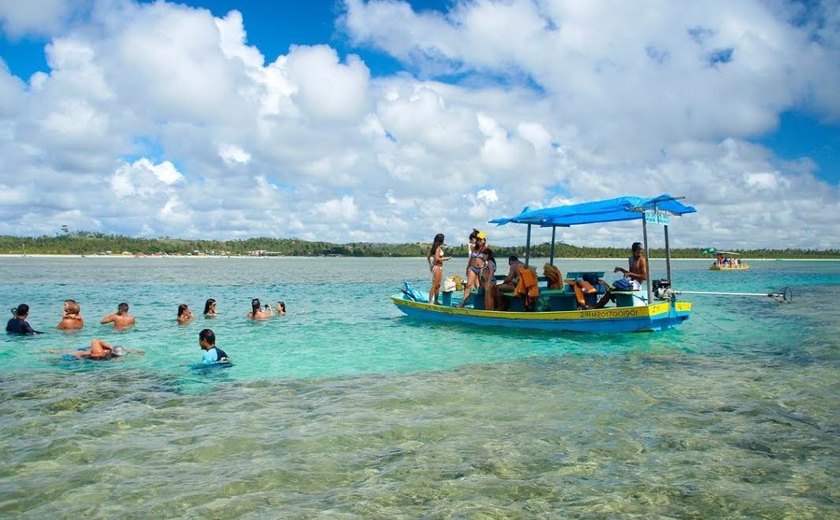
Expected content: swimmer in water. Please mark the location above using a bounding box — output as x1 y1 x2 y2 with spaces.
49 338 143 360
177 303 194 325
198 328 230 364
203 298 217 318
247 298 272 320
100 302 136 330
57 299 84 330
6 304 43 335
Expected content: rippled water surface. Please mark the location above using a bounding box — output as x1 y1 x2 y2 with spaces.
1 256 839 518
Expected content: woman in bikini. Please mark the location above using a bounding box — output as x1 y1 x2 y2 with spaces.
427 233 450 304
177 303 194 324
459 231 487 307
481 248 497 311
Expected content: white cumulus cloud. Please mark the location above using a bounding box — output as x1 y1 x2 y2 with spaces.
0 0 836 249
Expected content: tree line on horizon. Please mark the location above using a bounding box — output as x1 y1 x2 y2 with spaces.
0 231 838 259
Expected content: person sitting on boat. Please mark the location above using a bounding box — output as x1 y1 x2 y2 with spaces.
480 248 497 311
459 231 487 307
427 233 451 305
493 256 526 310
595 242 648 308
198 328 230 365
513 264 540 311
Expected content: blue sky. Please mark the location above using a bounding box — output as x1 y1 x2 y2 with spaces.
0 0 838 248
758 111 840 182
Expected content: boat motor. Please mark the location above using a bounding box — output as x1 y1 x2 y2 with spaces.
653 279 673 300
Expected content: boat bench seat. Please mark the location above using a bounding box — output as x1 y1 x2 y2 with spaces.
541 289 579 311
501 289 579 311
610 291 648 307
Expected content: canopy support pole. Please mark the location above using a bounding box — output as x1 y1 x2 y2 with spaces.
549 227 556 265
664 224 672 283
642 217 653 303
525 224 532 266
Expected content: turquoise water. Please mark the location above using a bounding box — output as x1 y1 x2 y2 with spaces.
1 256 839 517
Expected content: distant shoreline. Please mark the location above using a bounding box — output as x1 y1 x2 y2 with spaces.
2 254 839 261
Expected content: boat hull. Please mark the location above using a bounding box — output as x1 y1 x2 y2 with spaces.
391 296 691 333
709 265 750 271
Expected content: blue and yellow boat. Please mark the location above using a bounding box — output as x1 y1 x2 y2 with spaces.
704 249 750 270
392 194 696 333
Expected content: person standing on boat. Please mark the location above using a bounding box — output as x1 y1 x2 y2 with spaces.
459 231 487 307
427 233 451 305
463 229 483 283
481 248 497 311
595 242 648 308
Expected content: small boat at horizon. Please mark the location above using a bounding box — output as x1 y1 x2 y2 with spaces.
704 248 750 271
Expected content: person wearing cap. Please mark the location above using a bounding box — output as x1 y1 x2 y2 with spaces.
6 304 43 335
459 230 487 307
595 242 648 308
427 233 451 304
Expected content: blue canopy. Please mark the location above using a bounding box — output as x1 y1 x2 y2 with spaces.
490 194 695 227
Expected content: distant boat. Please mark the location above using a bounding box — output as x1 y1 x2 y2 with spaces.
392 194 696 333
703 248 750 271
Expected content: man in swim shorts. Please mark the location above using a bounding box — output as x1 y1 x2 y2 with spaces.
199 328 230 364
